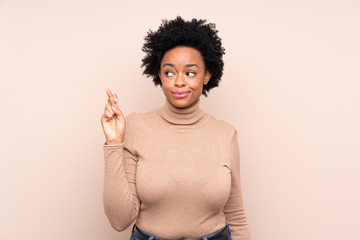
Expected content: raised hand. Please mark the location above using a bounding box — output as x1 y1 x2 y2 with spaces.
101 89 126 145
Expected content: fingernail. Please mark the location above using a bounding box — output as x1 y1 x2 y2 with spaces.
114 98 118 103
112 106 117 112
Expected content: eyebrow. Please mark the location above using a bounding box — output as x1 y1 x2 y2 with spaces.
162 63 199 69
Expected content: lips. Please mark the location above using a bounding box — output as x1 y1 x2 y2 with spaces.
172 91 190 98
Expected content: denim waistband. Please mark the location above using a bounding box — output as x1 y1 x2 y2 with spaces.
131 223 230 240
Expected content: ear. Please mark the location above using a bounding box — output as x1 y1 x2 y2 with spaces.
203 70 212 85
158 71 164 87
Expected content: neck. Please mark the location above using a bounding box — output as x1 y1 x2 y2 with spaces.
159 99 204 125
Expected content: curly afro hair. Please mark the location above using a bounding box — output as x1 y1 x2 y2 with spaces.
141 16 225 96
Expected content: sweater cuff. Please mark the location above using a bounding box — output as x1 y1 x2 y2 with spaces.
103 142 124 148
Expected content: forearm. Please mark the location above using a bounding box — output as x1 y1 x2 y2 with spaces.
225 199 251 240
225 130 251 239
103 143 138 231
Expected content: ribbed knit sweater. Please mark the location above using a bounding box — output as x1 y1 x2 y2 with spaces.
103 99 251 240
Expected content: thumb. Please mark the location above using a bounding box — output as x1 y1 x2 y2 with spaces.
116 108 126 122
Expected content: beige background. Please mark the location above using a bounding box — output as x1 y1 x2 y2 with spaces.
1 0 359 239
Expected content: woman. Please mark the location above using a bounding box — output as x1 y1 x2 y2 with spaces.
101 17 251 240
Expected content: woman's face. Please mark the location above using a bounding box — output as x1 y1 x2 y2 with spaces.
158 46 211 109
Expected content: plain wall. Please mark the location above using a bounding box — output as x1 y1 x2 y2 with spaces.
1 0 359 239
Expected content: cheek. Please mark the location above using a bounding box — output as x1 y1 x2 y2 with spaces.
192 79 204 91
189 83 203 98
161 81 172 94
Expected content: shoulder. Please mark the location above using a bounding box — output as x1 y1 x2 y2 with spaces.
204 112 238 138
123 110 158 146
124 109 158 133
125 109 156 124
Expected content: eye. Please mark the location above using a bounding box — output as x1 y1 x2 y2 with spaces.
187 72 196 77
165 71 174 77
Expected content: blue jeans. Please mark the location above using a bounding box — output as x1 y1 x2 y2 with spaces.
130 223 232 240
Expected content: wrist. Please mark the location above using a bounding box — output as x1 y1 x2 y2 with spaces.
105 139 124 145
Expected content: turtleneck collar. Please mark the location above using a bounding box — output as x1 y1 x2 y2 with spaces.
159 99 205 125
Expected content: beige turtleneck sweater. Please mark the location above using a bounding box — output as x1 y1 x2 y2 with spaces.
103 100 251 240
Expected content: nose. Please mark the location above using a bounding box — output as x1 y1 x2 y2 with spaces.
174 73 185 87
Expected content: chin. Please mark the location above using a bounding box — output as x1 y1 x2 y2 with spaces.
169 98 192 109
171 96 201 109
171 101 189 109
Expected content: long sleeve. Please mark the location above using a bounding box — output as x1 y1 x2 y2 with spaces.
102 119 140 231
223 130 251 240
102 105 251 238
